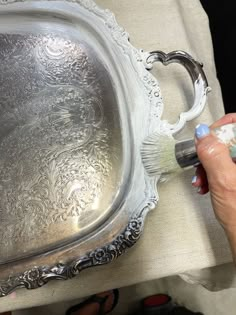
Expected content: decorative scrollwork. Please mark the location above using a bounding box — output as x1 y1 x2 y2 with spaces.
0 211 146 297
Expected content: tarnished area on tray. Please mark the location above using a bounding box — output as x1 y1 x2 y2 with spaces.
0 33 123 262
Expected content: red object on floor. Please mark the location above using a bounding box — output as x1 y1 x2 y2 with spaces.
143 294 171 307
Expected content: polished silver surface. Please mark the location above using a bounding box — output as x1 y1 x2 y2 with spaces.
0 32 123 263
0 0 210 297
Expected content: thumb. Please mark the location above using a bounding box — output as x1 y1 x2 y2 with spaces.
195 124 236 181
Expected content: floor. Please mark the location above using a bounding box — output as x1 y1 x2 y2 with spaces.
13 275 236 315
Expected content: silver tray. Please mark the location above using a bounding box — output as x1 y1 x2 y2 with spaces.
0 0 210 296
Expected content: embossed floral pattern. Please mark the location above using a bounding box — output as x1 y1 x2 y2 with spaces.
0 212 146 297
0 33 118 253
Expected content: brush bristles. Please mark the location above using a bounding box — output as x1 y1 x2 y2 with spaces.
141 132 181 177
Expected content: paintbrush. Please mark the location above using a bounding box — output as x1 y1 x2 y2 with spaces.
141 123 236 177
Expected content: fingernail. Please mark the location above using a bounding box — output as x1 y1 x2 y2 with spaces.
192 175 197 184
195 124 210 139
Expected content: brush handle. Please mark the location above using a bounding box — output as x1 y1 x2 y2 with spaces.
213 123 236 159
176 123 236 168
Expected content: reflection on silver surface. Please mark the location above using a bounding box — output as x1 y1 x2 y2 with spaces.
0 33 123 263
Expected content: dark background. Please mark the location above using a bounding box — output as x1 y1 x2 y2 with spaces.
200 1 235 114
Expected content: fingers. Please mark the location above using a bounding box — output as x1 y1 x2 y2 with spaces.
195 124 236 184
211 113 236 129
192 165 209 195
192 165 206 187
192 116 236 196
198 184 209 195
194 117 236 245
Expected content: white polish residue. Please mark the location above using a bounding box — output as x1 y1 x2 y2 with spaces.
215 124 235 144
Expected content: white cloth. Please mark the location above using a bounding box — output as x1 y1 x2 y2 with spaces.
0 0 232 312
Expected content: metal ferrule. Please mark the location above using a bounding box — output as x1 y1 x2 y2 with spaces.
175 139 199 168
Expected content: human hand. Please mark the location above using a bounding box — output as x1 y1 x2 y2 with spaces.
192 114 236 259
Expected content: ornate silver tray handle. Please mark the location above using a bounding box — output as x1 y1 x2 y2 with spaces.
0 0 210 296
